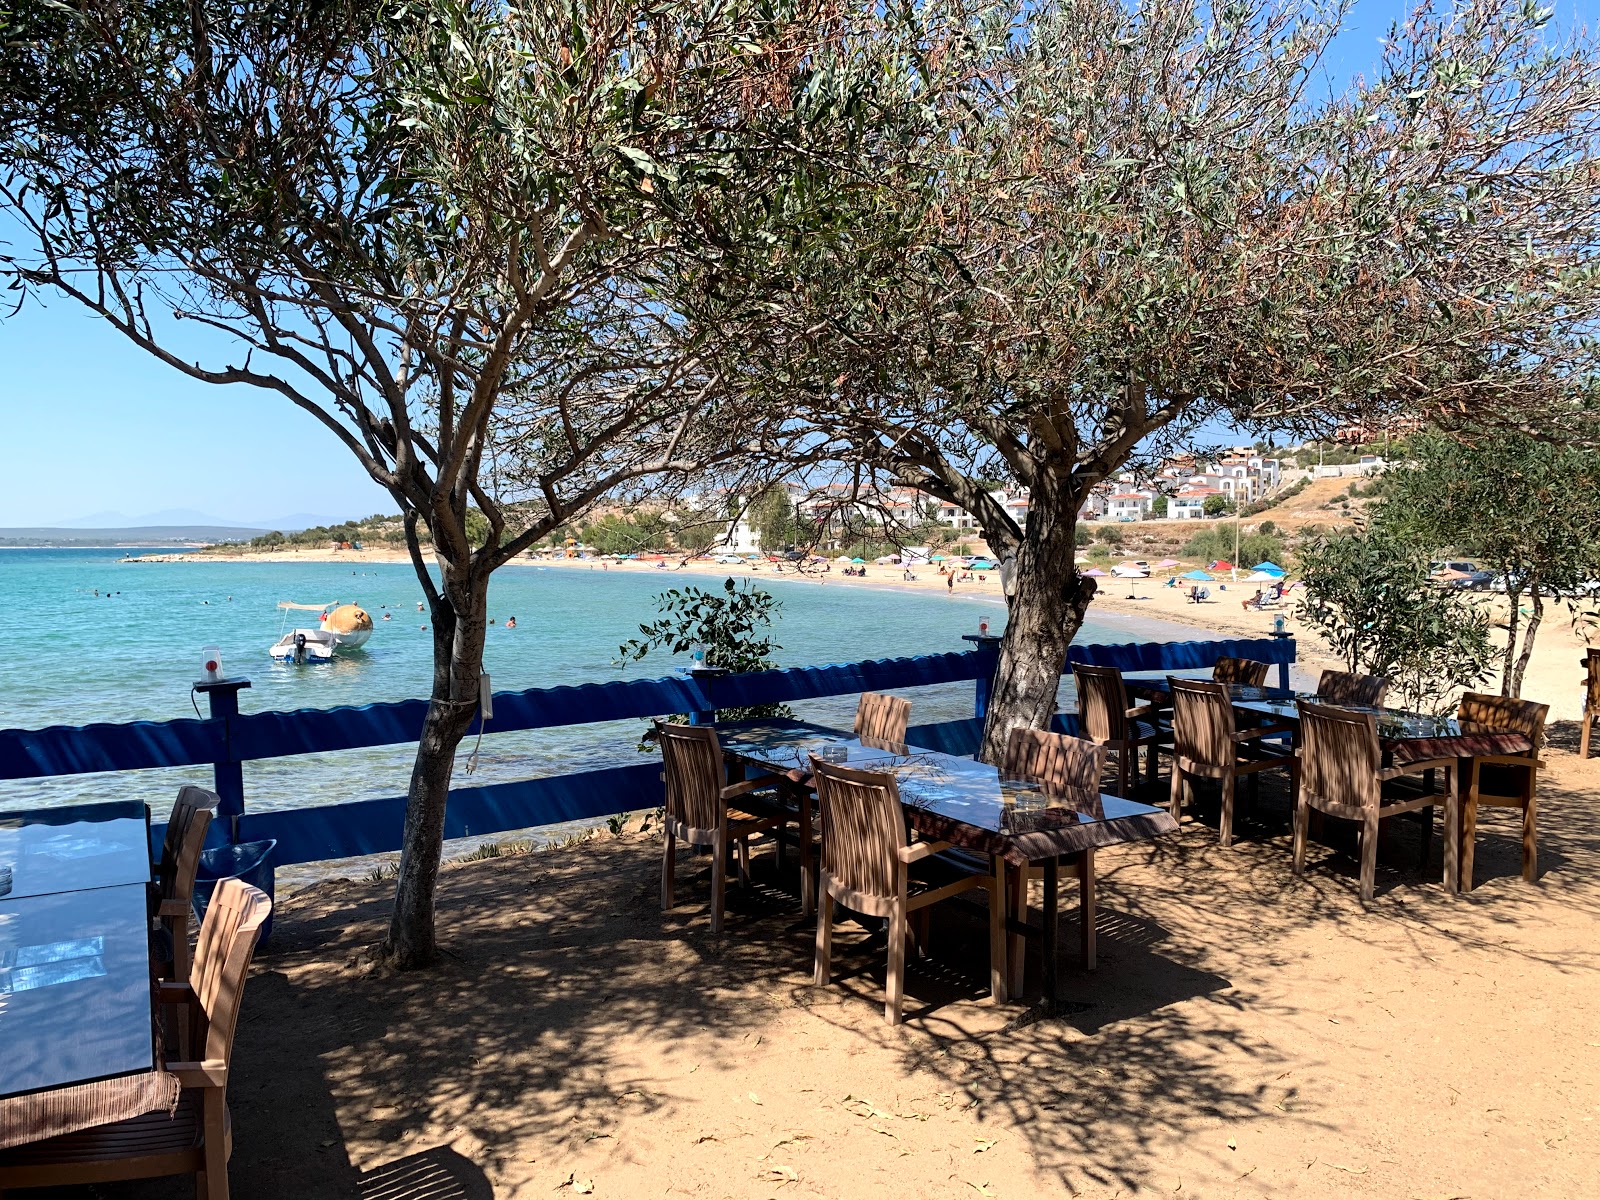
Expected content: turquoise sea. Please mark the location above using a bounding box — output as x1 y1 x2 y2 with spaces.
0 548 1189 823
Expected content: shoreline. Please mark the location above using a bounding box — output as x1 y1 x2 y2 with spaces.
124 545 1595 720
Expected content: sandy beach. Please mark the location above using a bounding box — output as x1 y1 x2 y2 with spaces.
131 544 1598 722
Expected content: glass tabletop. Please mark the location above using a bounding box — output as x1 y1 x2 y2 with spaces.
1225 687 1461 740
719 719 1177 860
0 882 156 1098
0 801 152 901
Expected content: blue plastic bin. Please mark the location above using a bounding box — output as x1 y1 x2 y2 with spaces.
193 838 278 943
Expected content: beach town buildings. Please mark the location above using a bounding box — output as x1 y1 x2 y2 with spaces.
687 447 1289 550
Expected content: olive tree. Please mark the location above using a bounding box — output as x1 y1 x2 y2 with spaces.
0 0 912 965
717 0 1600 760
1378 427 1600 696
1295 526 1494 713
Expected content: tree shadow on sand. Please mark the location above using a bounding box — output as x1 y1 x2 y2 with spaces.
106 747 1599 1199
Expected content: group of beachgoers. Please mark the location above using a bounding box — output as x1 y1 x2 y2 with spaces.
363 599 517 633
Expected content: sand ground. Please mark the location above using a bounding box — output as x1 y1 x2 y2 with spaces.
104 737 1600 1200
135 544 1598 721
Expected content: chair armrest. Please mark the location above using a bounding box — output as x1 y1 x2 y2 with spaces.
1232 723 1295 742
166 1060 228 1088
157 981 197 1004
1378 757 1457 782
157 899 191 918
721 774 786 800
1126 702 1156 721
897 839 953 864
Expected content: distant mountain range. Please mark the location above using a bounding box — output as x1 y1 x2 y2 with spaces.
47 508 344 531
0 525 275 547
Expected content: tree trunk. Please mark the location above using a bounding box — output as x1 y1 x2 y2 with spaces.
978 496 1095 763
1501 584 1523 698
1508 587 1543 699
384 562 489 968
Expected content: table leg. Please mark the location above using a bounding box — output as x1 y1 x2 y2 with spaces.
795 782 815 916
989 854 1009 1004
1043 857 1060 1015
1079 849 1097 971
1443 762 1461 895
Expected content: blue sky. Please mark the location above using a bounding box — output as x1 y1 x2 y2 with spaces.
0 0 1587 527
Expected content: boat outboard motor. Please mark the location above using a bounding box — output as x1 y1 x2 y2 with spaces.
293 632 308 664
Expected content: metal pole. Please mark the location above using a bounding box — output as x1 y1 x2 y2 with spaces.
195 677 251 843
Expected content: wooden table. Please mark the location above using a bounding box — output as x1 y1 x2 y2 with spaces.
1223 687 1532 890
719 719 1178 1012
0 802 156 1104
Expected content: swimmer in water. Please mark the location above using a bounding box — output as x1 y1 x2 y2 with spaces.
506 617 516 628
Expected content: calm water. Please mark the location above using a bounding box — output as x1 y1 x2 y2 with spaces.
0 548 1186 819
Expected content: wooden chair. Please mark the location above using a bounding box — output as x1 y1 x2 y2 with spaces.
1292 702 1458 902
1316 669 1389 707
153 786 219 982
1073 664 1163 795
854 691 911 743
1456 692 1549 888
656 721 786 934
1167 678 1296 848
1581 649 1599 760
810 757 1006 1025
999 729 1105 991
0 879 272 1200
1213 656 1270 686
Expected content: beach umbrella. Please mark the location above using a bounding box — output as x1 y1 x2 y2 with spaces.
970 560 995 570
1155 558 1180 569
851 556 866 563
835 555 852 563
1082 567 1109 577
1211 559 1234 572
1244 570 1280 582
1251 561 1285 575
1182 570 1214 581
930 555 946 561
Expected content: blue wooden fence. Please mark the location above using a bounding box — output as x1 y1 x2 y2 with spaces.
0 636 1295 868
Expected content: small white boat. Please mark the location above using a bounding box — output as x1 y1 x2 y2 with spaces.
269 602 374 663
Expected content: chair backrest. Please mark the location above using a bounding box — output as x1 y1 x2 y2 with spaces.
1168 677 1236 768
854 692 911 743
158 786 218 903
1457 691 1549 748
1000 727 1106 795
1317 669 1389 707
1213 656 1269 686
1298 701 1381 810
654 721 725 836
811 756 906 912
1073 665 1130 742
1586 650 1600 706
191 878 272 1066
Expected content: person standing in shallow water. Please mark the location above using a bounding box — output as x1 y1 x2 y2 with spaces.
946 573 954 594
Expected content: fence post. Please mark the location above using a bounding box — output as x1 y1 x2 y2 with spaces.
961 634 1004 719
195 677 251 842
1269 630 1295 691
686 666 728 725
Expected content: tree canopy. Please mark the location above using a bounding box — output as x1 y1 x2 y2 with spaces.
708 0 1600 756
